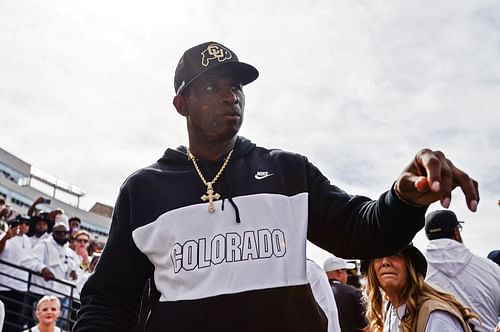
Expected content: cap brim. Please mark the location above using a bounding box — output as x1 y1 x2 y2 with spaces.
344 262 356 270
177 61 259 95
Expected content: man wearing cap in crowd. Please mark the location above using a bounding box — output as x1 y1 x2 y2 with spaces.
324 255 370 332
29 213 53 247
74 41 479 331
424 210 500 332
31 219 80 327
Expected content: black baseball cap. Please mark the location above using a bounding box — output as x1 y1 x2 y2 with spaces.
174 41 259 95
487 250 500 266
425 210 464 239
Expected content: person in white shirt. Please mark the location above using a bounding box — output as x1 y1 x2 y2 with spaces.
29 214 52 248
306 259 341 332
365 244 478 332
424 210 500 332
0 216 44 332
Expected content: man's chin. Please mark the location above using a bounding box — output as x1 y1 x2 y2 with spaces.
54 238 68 245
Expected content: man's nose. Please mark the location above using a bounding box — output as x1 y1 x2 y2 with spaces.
220 86 238 104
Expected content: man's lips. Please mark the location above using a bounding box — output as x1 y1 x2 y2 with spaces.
222 112 241 120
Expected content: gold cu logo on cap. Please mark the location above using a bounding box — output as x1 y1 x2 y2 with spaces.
201 44 232 67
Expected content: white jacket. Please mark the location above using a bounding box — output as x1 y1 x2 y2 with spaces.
425 238 500 332
0 232 44 291
31 237 79 297
306 259 341 332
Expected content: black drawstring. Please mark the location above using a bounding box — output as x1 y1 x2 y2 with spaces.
221 197 241 223
219 165 241 223
228 197 241 223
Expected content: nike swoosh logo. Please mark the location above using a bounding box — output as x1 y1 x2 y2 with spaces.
254 172 274 180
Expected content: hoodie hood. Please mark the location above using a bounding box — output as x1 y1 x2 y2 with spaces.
425 238 473 277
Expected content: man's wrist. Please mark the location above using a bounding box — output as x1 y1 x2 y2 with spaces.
392 182 427 208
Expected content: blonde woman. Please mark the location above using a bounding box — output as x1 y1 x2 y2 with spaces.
71 230 90 271
23 296 66 332
365 244 478 332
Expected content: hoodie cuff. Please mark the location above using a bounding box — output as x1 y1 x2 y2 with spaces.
392 182 428 208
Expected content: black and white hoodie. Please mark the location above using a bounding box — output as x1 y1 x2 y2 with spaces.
74 136 426 332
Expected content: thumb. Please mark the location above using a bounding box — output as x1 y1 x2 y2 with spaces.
397 174 429 194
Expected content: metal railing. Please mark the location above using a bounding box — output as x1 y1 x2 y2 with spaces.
0 258 79 331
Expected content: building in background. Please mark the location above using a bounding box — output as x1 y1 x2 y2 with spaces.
0 147 111 244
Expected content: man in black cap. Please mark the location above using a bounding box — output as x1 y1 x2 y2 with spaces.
74 41 479 331
424 210 500 332
29 213 52 247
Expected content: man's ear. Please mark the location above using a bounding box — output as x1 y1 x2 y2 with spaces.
452 228 463 243
173 95 188 116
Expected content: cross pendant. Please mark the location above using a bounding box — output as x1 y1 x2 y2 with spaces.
201 182 220 213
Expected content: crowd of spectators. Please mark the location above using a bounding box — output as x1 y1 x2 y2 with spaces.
0 196 103 332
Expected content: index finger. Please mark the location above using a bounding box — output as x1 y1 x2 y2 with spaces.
453 167 479 211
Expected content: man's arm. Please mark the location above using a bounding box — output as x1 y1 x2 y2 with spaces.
73 185 150 331
27 196 45 217
306 149 478 259
307 163 427 259
0 227 17 253
18 238 47 276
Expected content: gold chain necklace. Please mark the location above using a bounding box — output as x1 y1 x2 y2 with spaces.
187 149 234 213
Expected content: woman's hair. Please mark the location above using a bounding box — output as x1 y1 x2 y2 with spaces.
36 295 61 311
365 252 478 332
73 229 90 240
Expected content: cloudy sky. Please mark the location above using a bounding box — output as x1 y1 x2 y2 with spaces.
1 0 499 264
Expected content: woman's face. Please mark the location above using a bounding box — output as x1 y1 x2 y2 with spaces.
36 300 60 325
73 234 89 251
373 254 408 298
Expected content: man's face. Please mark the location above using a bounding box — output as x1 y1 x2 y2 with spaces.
35 221 48 236
182 68 245 143
335 269 349 284
69 219 81 234
52 227 69 245
18 220 30 235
